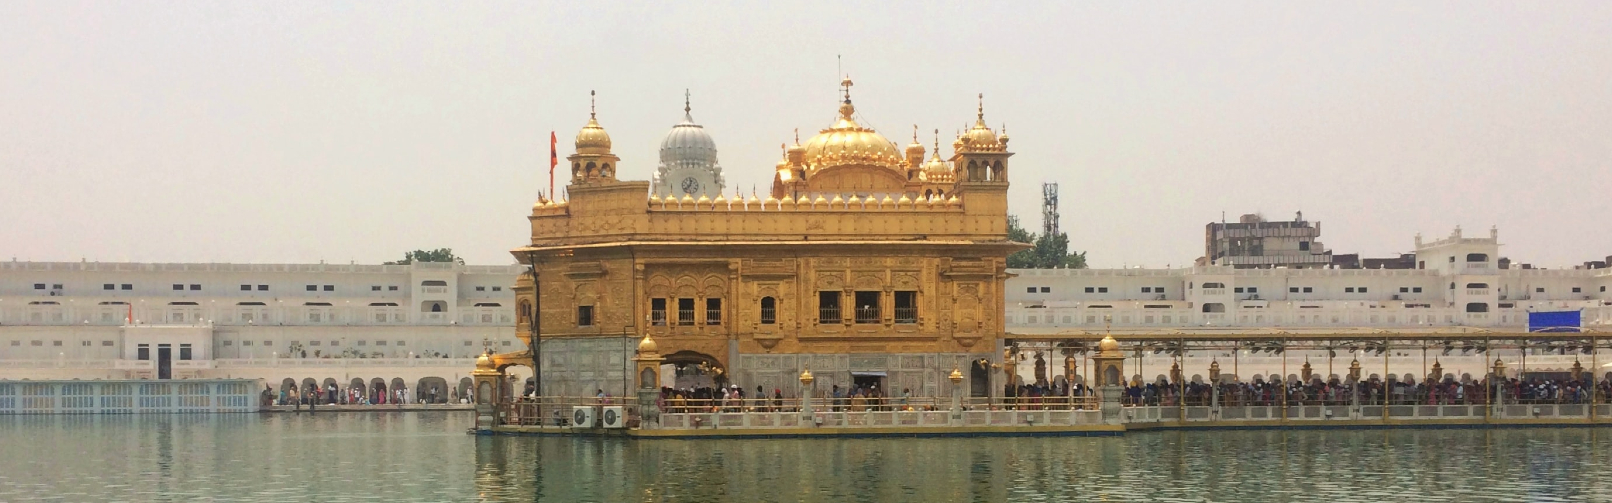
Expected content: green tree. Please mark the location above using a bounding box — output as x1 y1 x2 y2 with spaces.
385 248 464 265
1007 215 1088 269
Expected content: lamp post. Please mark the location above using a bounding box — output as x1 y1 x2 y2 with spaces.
799 365 815 421
1349 357 1362 417
949 367 963 423
1492 356 1508 419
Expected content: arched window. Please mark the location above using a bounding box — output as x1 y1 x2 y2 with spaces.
600 163 612 178
1466 253 1489 262
585 162 597 177
639 368 657 389
431 304 443 313
760 297 777 325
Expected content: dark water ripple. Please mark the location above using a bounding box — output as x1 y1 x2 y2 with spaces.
1 412 1610 502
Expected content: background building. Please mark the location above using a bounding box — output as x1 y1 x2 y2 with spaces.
1010 226 1611 333
1203 212 1331 269
0 260 526 399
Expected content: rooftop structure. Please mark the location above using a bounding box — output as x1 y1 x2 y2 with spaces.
1203 212 1330 269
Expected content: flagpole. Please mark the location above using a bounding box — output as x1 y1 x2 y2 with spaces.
549 131 558 200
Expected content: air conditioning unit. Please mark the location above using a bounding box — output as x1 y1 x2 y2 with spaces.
600 406 626 428
570 406 595 428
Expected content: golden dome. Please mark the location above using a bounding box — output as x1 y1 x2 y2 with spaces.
475 352 495 370
1097 334 1120 353
636 333 659 354
920 132 954 182
574 91 612 155
905 125 926 163
575 117 612 155
958 94 1004 153
799 78 906 175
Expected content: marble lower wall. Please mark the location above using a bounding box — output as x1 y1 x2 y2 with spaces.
734 352 992 399
534 336 634 398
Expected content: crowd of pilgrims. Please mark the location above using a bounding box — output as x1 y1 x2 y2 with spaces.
657 384 942 413
269 383 456 406
1113 374 1612 407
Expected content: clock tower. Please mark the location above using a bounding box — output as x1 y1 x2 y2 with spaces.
651 91 726 199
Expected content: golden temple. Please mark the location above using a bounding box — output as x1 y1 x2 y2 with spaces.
481 79 1025 401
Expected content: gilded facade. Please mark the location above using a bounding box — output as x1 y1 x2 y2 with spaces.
491 80 1025 398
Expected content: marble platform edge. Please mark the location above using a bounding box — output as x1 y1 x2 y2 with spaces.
483 417 1612 439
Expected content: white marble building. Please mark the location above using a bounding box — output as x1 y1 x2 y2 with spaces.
1005 227 1612 333
1003 227 1612 382
0 261 528 398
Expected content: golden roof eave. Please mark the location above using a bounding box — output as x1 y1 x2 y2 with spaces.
514 240 1030 255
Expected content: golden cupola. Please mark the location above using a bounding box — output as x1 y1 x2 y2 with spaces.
568 90 621 185
575 116 612 156
920 131 955 183
905 125 927 169
957 93 1004 153
798 77 906 177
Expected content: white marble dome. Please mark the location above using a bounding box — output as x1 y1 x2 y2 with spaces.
652 95 726 198
658 110 718 170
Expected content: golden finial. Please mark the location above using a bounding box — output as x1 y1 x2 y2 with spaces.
977 93 984 120
590 89 597 119
933 128 940 152
912 124 918 143
793 128 800 144
841 75 854 102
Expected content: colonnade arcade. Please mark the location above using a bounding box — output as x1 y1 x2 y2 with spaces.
1002 330 1612 404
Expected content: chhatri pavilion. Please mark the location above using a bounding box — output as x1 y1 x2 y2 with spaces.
483 79 1025 400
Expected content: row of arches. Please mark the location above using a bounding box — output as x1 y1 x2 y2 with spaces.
575 161 613 180
271 376 472 405
964 159 1005 182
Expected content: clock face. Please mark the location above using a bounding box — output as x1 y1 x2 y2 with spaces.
680 177 701 195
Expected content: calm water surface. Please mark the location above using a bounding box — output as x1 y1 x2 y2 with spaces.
1 411 1610 502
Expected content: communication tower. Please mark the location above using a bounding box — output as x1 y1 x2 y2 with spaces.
1041 182 1059 237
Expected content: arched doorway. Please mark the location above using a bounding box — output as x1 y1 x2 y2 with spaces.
370 378 388 404
349 378 366 404
458 377 473 403
279 378 296 404
321 378 338 405
663 351 727 391
970 359 991 398
300 378 318 403
417 377 449 404
391 378 408 404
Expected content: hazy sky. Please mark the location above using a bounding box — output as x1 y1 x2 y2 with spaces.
3 2 1609 268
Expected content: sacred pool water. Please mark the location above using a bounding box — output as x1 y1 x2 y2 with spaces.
1 411 1609 502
